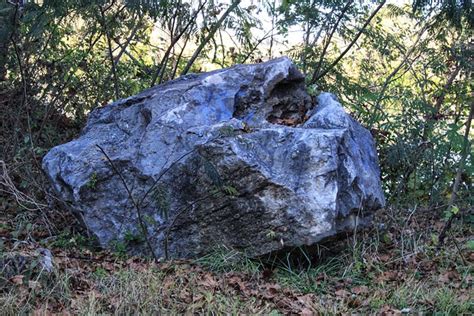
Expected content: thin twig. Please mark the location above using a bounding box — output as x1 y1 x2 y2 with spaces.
170 35 190 80
96 145 158 261
311 0 386 83
150 0 208 86
368 22 431 128
138 149 196 208
241 28 275 64
0 160 48 211
181 0 241 76
311 1 353 83
99 3 120 100
438 101 473 248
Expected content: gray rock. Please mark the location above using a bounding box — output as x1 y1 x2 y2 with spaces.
42 57 385 259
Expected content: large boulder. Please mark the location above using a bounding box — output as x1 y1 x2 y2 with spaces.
42 57 385 259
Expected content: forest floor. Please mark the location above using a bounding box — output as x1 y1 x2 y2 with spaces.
1 196 473 314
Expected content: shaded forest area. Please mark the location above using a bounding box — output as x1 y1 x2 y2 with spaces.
0 0 472 314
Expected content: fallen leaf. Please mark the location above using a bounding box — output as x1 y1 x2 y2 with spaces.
335 289 350 298
297 293 316 305
300 307 315 316
351 285 369 295
377 271 400 282
11 275 24 285
179 289 192 303
438 270 460 283
198 273 219 289
28 280 41 290
379 254 391 262
262 283 281 299
380 304 401 315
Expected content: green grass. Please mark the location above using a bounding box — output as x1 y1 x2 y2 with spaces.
432 288 472 314
194 244 263 276
273 257 342 294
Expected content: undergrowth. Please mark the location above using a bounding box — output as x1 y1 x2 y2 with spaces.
1 206 472 314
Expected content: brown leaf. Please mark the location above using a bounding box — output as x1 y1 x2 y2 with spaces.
300 307 315 316
377 271 400 282
227 275 250 295
348 297 362 308
335 289 350 298
266 283 281 292
262 283 281 299
380 305 401 315
458 293 470 303
192 293 204 303
379 254 391 262
28 280 41 290
162 276 175 290
438 270 460 283
351 285 369 295
179 289 192 303
198 273 219 289
11 275 24 285
297 293 316 306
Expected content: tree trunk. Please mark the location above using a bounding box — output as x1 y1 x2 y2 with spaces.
0 3 17 81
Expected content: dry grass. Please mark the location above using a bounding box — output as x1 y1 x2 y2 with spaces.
1 206 472 315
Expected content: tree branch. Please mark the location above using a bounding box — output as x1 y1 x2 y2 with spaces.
99 3 120 100
311 0 386 83
150 0 208 86
438 101 473 248
311 0 353 83
181 0 241 76
368 22 430 128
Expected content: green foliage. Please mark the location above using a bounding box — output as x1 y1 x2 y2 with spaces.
413 0 473 28
466 240 474 251
86 172 98 189
93 267 109 279
49 231 95 249
152 185 170 220
274 257 342 294
218 125 236 137
109 227 147 257
124 229 145 243
222 185 238 197
110 239 128 258
320 4 472 207
432 288 472 314
143 214 158 226
265 229 277 239
443 205 459 221
201 156 223 188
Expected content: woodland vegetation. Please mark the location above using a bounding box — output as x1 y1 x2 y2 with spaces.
0 0 472 314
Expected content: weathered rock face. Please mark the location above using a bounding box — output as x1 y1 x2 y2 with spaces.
42 57 385 259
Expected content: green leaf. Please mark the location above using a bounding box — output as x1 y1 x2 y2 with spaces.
431 234 439 245
223 185 238 196
466 240 474 251
450 205 459 215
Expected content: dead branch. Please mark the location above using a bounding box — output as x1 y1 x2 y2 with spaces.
0 160 47 211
